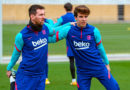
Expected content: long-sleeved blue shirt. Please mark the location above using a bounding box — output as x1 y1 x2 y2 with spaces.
7 23 109 74
49 24 109 72
7 22 71 76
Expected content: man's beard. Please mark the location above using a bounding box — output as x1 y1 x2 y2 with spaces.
29 20 43 32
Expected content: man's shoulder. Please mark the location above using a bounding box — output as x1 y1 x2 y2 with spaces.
43 23 51 29
87 24 95 28
62 13 68 16
87 24 96 31
68 25 77 32
62 13 74 17
20 25 28 34
61 13 70 18
42 23 51 33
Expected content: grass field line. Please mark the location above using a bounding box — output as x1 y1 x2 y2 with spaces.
1 54 130 64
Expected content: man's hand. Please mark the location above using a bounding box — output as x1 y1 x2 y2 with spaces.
70 22 77 26
6 71 11 78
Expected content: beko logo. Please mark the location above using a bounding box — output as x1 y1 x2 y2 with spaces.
73 41 90 50
32 38 47 50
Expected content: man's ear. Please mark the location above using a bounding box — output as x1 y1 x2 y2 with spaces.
30 14 35 20
75 16 77 21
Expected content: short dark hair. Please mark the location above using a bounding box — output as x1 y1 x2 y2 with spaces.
74 5 90 17
64 2 73 11
29 4 45 16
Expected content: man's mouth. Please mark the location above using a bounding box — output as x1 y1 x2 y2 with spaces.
82 22 86 24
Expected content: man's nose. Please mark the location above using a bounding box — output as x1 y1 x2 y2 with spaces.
83 17 86 20
42 15 45 19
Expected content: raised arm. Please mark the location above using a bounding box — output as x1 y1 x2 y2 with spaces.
53 17 63 27
48 26 71 43
45 18 54 26
45 22 71 36
94 28 110 70
6 33 24 77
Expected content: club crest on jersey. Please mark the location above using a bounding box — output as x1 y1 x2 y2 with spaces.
42 30 46 35
87 35 91 40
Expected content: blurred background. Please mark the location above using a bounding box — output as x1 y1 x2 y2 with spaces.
2 0 130 24
1 0 130 56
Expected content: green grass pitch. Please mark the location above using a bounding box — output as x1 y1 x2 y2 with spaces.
0 61 130 90
3 23 130 56
2 23 130 89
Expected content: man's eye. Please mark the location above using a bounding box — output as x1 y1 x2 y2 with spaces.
79 16 83 18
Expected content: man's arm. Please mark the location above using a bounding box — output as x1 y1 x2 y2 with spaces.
48 26 71 43
45 22 72 36
6 33 24 77
53 17 63 27
94 27 110 71
45 19 54 26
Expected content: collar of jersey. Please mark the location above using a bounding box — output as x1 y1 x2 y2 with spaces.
27 25 39 33
75 23 89 30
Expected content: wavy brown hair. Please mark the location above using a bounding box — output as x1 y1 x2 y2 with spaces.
74 5 90 17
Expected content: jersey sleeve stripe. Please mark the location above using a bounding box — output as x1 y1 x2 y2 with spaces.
96 40 101 46
108 71 111 79
15 82 18 90
14 44 21 52
77 83 80 88
56 31 59 42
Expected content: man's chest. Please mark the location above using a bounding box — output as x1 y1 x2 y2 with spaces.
23 31 48 50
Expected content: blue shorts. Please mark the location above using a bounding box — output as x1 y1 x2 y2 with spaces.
15 73 45 90
77 68 120 90
66 40 74 57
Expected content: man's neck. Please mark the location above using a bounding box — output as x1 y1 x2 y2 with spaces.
29 20 42 32
77 24 85 28
31 20 36 25
66 11 72 13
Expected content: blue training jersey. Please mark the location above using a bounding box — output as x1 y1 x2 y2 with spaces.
7 22 72 76
16 24 49 76
67 24 106 73
51 24 109 73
